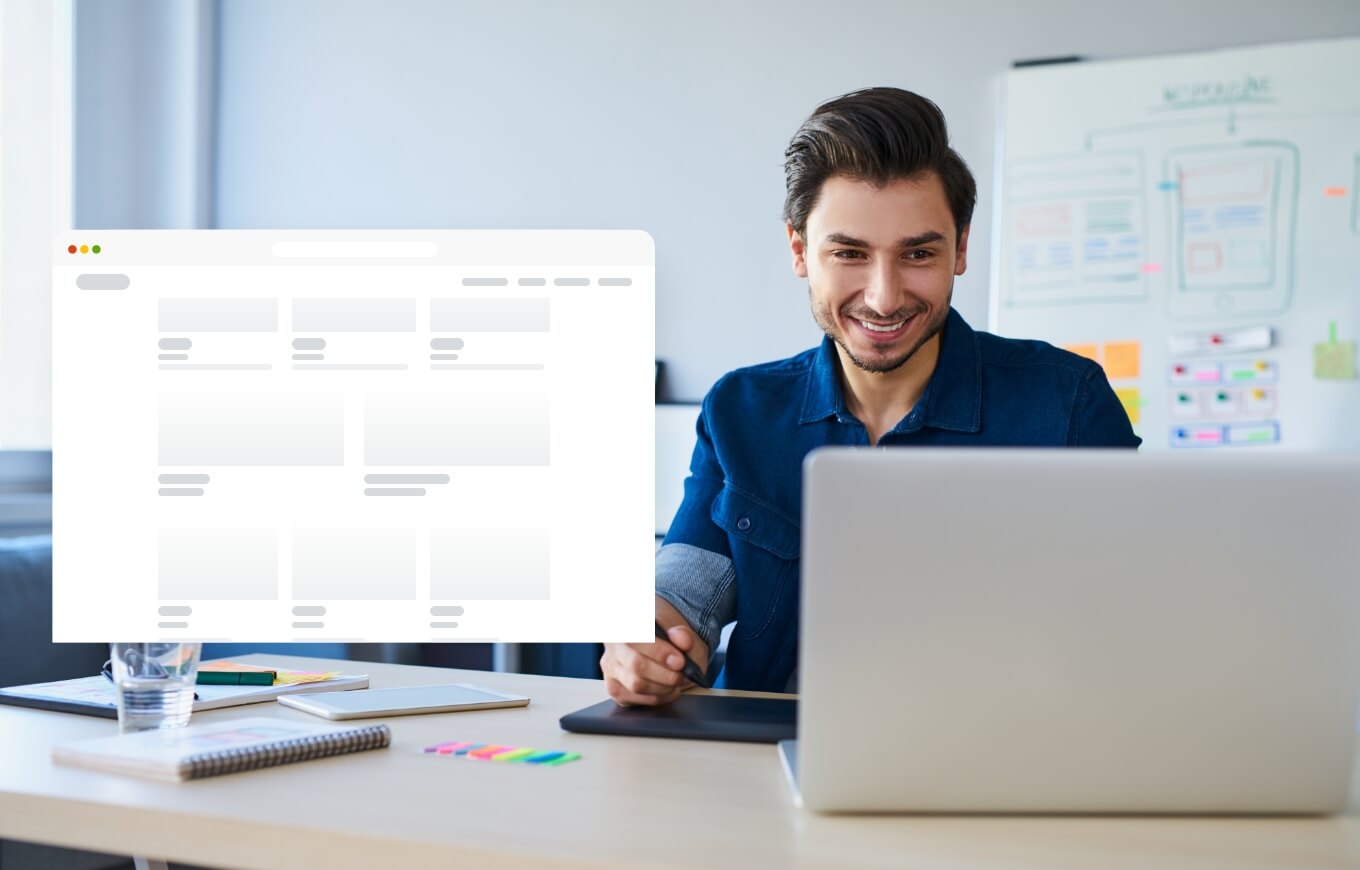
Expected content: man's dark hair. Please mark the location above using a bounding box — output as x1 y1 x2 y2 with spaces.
783 87 977 241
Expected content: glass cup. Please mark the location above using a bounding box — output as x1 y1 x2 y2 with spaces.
108 642 202 733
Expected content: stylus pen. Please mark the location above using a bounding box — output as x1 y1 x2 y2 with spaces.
654 621 711 689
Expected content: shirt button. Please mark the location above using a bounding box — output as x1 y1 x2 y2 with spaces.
736 517 752 532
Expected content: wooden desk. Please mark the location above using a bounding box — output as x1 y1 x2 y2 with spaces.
2 654 1359 869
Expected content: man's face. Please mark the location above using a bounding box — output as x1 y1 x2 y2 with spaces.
789 173 969 374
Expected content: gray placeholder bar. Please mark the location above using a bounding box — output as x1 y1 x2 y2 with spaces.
430 298 549 332
158 606 192 616
293 353 324 360
159 474 209 485
158 354 189 361
518 277 547 287
292 606 326 616
158 488 205 496
293 298 416 332
462 277 508 287
160 298 278 332
553 277 589 286
157 621 189 629
430 354 459 361
293 364 407 371
598 277 633 287
160 364 272 371
430 621 459 629
431 364 544 371
430 606 464 616
292 338 326 350
365 474 450 484
159 338 192 350
292 621 324 629
364 488 426 496
76 273 131 291
430 338 465 350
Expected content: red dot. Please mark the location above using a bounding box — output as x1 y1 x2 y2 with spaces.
67 245 76 254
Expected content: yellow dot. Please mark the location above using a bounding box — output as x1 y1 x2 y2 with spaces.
79 245 89 254
1255 360 1267 371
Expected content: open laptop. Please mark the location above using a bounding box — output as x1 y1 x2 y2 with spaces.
782 449 1360 813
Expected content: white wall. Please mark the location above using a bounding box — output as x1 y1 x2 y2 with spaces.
81 0 1360 401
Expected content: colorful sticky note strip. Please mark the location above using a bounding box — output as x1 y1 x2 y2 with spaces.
422 741 581 766
1113 387 1141 425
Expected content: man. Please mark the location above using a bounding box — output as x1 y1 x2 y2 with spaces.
603 87 1139 704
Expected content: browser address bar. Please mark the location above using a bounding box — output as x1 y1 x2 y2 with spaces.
271 241 439 259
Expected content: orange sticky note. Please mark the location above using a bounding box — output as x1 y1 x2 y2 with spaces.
1064 344 1099 363
1102 341 1140 380
1114 387 1141 425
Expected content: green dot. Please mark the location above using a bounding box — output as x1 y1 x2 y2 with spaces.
92 245 101 254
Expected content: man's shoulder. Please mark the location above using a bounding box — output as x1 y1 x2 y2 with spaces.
972 328 1100 378
708 345 820 399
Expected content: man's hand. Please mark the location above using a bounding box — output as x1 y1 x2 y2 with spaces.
601 598 710 706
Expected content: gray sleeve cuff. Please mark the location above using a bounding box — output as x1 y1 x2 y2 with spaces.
655 542 737 663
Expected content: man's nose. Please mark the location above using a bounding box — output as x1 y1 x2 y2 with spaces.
862 258 904 316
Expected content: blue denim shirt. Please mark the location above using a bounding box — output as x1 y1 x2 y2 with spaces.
656 308 1141 693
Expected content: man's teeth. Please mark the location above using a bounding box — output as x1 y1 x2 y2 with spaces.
859 319 906 333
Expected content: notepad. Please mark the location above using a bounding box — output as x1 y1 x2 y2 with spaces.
52 716 390 782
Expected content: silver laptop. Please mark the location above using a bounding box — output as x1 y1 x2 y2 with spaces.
782 449 1360 813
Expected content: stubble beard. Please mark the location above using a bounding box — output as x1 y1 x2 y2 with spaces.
809 283 953 374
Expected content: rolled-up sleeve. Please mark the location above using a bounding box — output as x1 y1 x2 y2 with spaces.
656 399 738 660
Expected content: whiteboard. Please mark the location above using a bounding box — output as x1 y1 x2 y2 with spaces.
991 37 1360 451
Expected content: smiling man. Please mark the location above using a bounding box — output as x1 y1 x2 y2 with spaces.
602 87 1140 704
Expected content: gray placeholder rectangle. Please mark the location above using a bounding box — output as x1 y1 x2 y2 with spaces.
159 524 277 600
517 277 547 287
366 378 548 466
430 354 459 361
462 277 508 287
598 277 633 286
431 364 544 371
158 488 204 497
158 606 192 616
553 277 589 286
293 353 324 360
364 488 426 496
293 524 416 600
157 622 189 629
431 518 548 600
159 298 278 332
430 621 459 629
160 364 272 371
430 605 464 616
430 338 465 350
158 354 189 361
293 364 407 371
293 622 324 629
430 298 549 332
292 338 326 350
159 393 343 466
159 338 192 350
158 474 209 484
364 474 450 484
76 273 131 291
293 298 416 332
292 606 326 616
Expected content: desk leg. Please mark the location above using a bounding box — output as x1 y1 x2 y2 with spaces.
134 857 168 870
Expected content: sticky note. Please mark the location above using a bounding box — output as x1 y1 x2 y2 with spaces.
468 745 509 759
1315 322 1356 380
1064 344 1099 363
490 747 536 762
1102 341 1140 380
1113 387 1141 425
539 752 582 766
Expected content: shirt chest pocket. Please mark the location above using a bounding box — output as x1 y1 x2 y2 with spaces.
710 486 800 640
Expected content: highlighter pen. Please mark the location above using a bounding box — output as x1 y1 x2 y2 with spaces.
655 621 711 689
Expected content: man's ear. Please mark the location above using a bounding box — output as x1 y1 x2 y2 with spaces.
954 224 971 277
788 222 808 278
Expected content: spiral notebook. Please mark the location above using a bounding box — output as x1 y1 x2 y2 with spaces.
52 716 391 782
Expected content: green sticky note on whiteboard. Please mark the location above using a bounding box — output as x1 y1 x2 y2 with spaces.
1314 338 1357 380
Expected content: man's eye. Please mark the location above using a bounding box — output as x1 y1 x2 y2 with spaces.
832 250 865 260
903 249 932 261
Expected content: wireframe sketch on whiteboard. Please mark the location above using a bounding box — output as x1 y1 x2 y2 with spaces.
1002 152 1148 306
1166 142 1297 319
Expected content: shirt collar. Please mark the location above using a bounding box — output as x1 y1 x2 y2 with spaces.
798 307 982 433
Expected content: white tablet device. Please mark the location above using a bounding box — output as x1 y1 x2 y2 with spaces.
277 683 530 720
